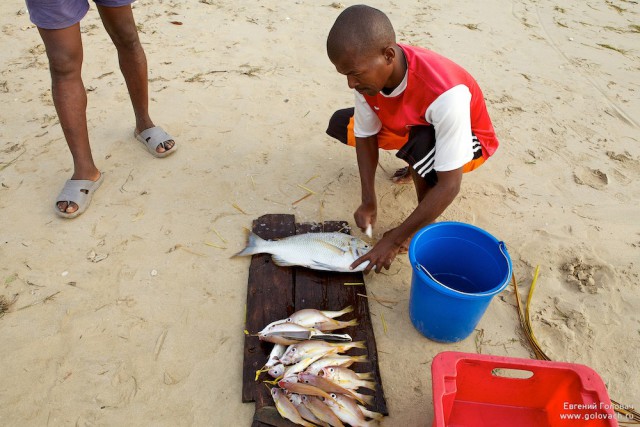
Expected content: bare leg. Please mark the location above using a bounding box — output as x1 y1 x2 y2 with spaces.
410 166 431 203
96 4 174 153
38 24 101 214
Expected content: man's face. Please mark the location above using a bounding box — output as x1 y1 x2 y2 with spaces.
332 49 393 96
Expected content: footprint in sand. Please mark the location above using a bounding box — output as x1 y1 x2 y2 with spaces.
573 166 608 190
606 151 640 185
552 297 595 339
561 257 615 294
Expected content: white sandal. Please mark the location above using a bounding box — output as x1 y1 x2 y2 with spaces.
135 126 177 158
54 173 104 219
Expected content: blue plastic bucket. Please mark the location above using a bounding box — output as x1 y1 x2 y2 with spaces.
408 222 512 343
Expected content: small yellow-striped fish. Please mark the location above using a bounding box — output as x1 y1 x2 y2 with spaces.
270 387 315 427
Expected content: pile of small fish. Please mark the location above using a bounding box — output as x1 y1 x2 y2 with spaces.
256 306 383 426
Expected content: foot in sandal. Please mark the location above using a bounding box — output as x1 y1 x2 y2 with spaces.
134 126 177 158
391 166 413 184
55 173 104 219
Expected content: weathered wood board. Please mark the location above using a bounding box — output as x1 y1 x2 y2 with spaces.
241 214 388 426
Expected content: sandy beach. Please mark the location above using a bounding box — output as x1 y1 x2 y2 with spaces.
1 0 638 425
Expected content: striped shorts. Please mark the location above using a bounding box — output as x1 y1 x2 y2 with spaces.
326 107 485 187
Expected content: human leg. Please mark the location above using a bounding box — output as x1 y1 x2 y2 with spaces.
38 24 102 214
96 3 175 154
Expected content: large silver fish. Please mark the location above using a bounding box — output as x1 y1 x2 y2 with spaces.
234 231 371 272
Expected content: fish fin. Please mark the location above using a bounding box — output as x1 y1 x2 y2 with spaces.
233 231 267 257
271 254 297 267
309 260 335 271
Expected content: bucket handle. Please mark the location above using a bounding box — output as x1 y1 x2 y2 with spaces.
498 241 512 288
416 241 511 296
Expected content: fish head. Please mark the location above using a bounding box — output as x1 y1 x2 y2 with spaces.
288 393 302 405
279 375 298 385
268 364 284 378
321 393 340 409
279 346 298 364
319 366 336 377
350 237 371 258
270 387 281 399
297 372 313 384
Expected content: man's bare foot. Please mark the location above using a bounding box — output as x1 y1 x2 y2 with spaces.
399 237 411 254
391 166 412 184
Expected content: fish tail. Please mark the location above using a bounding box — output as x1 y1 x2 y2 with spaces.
351 354 369 364
357 371 374 380
341 319 359 328
359 406 384 421
233 231 267 257
321 305 354 319
336 304 354 317
354 391 374 406
358 379 377 391
350 341 366 350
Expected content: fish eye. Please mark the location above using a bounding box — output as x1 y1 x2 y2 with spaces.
330 393 337 398
291 348 297 353
286 318 292 322
329 368 334 373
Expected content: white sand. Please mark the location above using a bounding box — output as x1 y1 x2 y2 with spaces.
1 0 638 425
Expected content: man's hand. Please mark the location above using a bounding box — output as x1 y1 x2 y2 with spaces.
354 202 377 233
350 228 403 274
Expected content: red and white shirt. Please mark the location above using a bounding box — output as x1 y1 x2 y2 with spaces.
354 44 499 172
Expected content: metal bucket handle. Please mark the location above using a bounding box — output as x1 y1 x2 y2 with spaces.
415 241 511 297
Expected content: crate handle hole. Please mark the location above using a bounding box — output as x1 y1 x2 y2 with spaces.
491 368 534 379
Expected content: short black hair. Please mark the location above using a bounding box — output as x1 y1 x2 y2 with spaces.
327 4 396 62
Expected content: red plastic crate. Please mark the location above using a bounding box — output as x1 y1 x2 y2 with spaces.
432 352 617 427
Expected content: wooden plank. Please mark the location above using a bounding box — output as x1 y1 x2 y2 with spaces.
242 214 296 404
243 215 389 425
254 407 299 427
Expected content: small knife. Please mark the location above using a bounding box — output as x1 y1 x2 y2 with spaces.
270 329 352 343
